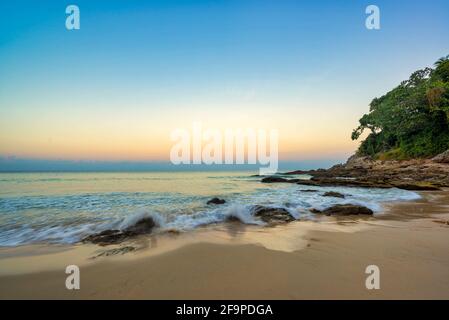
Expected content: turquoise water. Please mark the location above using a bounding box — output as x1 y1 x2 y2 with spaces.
0 171 420 246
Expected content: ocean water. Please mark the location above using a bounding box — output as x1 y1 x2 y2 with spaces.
0 171 421 246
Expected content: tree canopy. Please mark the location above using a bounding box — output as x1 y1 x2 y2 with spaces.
352 55 449 159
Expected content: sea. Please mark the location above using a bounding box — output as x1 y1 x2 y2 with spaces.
0 171 421 246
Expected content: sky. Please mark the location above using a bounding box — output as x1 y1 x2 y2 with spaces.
0 0 448 170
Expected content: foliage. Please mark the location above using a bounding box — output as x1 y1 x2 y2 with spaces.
352 55 449 159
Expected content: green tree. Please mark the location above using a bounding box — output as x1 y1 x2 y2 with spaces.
352 56 449 159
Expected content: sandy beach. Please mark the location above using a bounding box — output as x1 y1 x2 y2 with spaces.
1 190 448 300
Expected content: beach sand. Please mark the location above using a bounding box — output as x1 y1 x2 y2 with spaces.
1 191 449 300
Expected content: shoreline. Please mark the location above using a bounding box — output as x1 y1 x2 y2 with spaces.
1 190 449 299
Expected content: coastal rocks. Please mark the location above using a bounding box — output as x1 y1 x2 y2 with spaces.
432 150 449 163
323 191 345 198
296 178 391 189
207 197 226 205
251 205 296 224
278 153 449 189
345 155 374 170
391 183 441 191
225 215 244 223
261 176 299 183
82 216 158 246
124 217 157 234
82 229 130 246
310 204 373 216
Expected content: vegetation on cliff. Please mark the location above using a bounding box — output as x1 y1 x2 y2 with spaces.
352 55 449 159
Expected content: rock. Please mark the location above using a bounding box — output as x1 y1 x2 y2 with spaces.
261 176 290 183
297 178 391 189
124 217 156 234
310 204 374 216
207 197 226 205
433 219 449 226
301 189 318 193
225 215 243 223
345 155 374 169
82 216 158 245
82 229 129 246
261 176 300 183
283 170 309 175
279 152 449 189
251 205 295 224
323 191 345 198
391 183 441 191
432 150 449 163
95 246 136 258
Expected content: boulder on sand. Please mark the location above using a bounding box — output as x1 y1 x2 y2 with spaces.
310 204 373 216
251 205 296 224
82 216 158 246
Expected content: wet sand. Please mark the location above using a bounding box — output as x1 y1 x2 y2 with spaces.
1 191 449 299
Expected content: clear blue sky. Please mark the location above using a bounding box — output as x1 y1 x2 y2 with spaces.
0 0 448 170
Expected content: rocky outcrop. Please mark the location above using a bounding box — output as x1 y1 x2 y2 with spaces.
390 183 440 191
251 205 296 224
207 197 226 205
82 217 158 246
279 154 449 189
295 177 441 190
345 155 374 170
296 178 391 189
323 191 345 198
310 204 374 216
432 150 449 163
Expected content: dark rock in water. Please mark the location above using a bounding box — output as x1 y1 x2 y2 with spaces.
284 170 310 175
124 217 156 234
301 189 318 193
310 204 373 216
82 229 129 246
226 215 242 223
323 191 345 198
207 197 226 205
261 176 288 183
251 205 295 224
82 216 158 246
261 176 299 183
